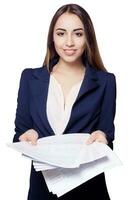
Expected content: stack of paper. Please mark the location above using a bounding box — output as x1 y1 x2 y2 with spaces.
7 133 122 197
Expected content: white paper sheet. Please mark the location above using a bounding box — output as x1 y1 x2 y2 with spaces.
7 133 122 197
8 134 90 168
32 142 107 171
42 142 122 197
8 133 106 168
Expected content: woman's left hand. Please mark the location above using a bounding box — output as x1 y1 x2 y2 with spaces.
86 130 108 145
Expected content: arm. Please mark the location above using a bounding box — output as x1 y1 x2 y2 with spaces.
97 73 116 143
13 69 34 142
86 73 116 147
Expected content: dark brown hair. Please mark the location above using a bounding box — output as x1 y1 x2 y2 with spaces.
43 3 107 72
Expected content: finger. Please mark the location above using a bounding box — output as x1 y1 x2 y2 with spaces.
86 135 96 145
31 137 38 145
27 134 38 145
19 135 28 142
95 138 108 144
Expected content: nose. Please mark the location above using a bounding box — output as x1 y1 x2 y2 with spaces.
66 35 74 47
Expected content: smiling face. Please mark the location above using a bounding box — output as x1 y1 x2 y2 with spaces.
53 12 86 64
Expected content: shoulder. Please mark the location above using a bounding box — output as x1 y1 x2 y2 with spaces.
20 68 33 78
20 66 48 80
95 69 116 85
21 67 43 76
95 70 116 96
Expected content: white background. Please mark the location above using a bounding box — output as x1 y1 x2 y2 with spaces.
0 0 134 199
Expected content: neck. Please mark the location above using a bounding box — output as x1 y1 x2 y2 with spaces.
54 58 85 73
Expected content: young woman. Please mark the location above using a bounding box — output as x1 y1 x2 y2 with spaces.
13 3 116 200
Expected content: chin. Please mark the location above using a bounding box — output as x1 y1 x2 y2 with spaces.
61 56 80 64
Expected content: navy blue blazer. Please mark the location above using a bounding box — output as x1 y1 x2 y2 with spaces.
13 59 116 147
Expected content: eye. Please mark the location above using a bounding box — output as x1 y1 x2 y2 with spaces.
75 32 83 37
56 32 64 36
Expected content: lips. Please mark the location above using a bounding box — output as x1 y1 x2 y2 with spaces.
63 49 77 55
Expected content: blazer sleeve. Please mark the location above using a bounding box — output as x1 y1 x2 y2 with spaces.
97 73 116 144
13 69 33 142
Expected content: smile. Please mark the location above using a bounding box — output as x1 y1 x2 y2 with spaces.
63 49 77 55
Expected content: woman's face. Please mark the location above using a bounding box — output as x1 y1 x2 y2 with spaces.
53 13 86 63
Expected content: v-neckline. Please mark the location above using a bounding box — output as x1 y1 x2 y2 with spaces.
50 74 83 111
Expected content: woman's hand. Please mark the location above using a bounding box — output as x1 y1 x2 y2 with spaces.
86 130 108 145
19 129 39 145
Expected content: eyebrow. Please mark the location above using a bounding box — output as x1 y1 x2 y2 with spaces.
55 28 84 31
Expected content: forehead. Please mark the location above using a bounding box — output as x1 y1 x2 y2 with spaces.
54 13 84 30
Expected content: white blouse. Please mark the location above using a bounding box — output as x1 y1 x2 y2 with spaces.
46 75 83 135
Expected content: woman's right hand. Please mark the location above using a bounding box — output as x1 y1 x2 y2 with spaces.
19 129 39 145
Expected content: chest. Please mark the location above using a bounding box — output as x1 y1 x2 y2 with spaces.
51 72 84 104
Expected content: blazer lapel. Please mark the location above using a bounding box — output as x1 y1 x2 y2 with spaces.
30 67 54 135
76 61 100 102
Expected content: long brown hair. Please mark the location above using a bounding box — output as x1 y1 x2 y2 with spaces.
43 3 107 72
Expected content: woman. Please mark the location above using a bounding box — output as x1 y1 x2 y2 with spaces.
13 3 116 200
